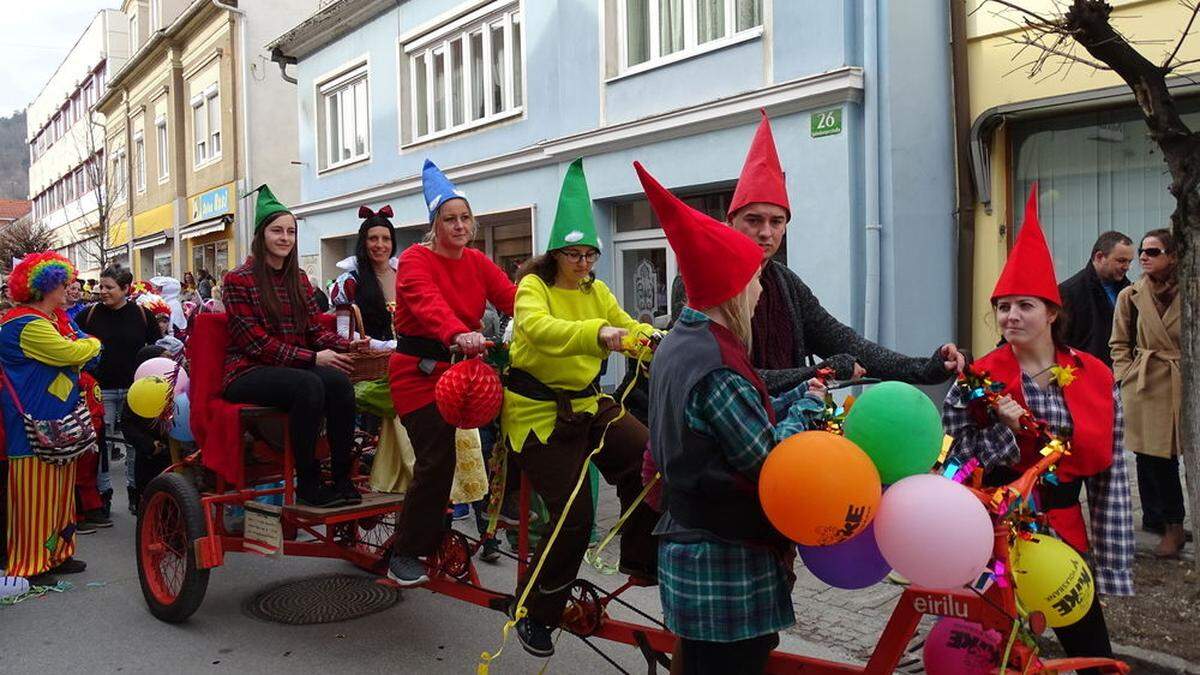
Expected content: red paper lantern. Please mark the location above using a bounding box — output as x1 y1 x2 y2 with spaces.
435 358 502 428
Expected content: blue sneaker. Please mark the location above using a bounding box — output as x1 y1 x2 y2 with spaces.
451 503 471 521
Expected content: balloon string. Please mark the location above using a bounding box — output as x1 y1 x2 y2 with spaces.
478 341 650 672
999 618 1020 673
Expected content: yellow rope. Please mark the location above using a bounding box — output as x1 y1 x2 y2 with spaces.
585 472 658 573
478 341 651 673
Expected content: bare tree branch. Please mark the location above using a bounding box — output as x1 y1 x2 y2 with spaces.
1001 33 1112 73
985 0 1058 27
1164 0 1200 68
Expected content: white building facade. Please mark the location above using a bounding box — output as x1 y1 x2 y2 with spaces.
27 9 130 278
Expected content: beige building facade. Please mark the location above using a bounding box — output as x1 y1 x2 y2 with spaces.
98 0 310 281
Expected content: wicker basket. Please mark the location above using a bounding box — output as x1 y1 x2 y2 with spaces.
344 305 392 383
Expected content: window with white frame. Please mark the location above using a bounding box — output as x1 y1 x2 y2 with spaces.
149 0 160 31
620 0 762 72
155 115 169 181
317 62 370 171
129 13 139 52
208 90 221 155
112 148 127 203
191 85 221 166
134 131 146 193
403 1 523 144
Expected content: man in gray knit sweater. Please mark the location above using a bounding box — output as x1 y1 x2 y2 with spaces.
670 111 964 395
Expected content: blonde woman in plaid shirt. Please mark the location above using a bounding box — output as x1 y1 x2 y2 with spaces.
637 164 828 674
943 192 1133 673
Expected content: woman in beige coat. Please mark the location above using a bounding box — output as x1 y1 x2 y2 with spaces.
1110 228 1186 558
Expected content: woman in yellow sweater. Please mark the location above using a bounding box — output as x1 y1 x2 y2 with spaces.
502 159 658 657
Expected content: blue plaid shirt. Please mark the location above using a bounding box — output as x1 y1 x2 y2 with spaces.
942 373 1135 596
658 308 822 642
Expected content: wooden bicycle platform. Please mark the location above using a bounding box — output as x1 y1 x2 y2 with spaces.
285 492 405 518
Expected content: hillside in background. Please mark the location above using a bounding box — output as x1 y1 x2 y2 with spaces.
0 110 29 200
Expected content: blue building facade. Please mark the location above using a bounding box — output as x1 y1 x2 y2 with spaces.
269 0 956 379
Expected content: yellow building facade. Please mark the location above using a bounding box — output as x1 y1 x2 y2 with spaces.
966 0 1200 355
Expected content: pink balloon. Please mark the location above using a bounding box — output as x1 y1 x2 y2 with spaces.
134 357 189 395
874 474 993 589
923 617 1002 675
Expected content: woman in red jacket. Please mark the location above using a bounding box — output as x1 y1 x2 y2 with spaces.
386 160 516 586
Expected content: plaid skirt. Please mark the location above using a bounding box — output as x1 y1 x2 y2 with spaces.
659 539 795 643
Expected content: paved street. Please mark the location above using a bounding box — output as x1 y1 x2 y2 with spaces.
4 451 1192 674
1 461 854 675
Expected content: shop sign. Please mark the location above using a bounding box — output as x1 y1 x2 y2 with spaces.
190 183 235 222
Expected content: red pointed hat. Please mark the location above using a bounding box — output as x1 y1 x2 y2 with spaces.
728 109 790 221
992 183 1062 305
634 162 762 309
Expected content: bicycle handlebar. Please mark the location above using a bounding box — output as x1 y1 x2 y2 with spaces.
448 340 497 354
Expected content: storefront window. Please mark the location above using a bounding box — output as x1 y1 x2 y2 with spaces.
1011 100 1200 278
191 240 230 278
154 250 172 277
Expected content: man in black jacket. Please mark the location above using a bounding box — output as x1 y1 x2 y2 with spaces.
658 111 964 396
1058 230 1134 366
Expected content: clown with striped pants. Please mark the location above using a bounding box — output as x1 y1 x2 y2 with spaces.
1 252 102 585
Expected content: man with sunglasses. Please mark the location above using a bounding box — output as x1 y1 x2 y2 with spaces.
1059 230 1134 367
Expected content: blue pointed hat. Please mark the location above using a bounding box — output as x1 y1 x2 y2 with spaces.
421 159 469 222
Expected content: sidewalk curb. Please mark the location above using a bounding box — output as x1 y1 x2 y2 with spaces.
1113 641 1200 674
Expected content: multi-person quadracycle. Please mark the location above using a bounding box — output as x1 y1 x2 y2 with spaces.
134 313 1128 673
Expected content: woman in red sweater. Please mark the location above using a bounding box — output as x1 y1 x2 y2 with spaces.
386 160 516 586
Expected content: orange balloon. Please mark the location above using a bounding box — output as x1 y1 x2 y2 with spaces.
758 431 882 546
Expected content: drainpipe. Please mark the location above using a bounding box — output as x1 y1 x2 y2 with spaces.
124 90 135 267
212 0 252 259
950 0 976 349
270 47 298 85
862 0 882 342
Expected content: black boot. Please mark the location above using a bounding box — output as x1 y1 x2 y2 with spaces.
330 455 361 505
127 488 140 516
295 464 345 508
101 489 113 518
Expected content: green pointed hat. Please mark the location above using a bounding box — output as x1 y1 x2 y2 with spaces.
247 184 291 233
546 158 600 252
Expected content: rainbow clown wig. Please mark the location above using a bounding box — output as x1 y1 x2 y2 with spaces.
9 251 76 303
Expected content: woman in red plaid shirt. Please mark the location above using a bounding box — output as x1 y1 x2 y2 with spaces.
222 185 368 508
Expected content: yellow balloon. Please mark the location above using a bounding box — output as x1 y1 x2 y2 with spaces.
1010 535 1095 628
128 376 171 418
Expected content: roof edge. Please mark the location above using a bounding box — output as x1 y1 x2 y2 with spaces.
267 0 394 61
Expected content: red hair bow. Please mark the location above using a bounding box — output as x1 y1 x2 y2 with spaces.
358 205 394 219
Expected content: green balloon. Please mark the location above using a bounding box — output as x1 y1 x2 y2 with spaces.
843 381 943 484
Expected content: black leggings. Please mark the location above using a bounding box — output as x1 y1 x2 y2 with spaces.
224 366 355 488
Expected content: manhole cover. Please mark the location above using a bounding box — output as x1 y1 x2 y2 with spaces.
243 574 400 625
